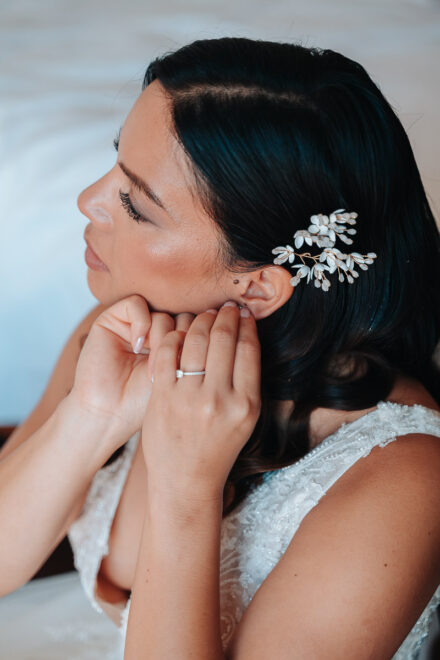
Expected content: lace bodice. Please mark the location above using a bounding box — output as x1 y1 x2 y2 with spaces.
68 401 440 658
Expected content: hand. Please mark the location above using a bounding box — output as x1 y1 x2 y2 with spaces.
141 302 262 502
69 294 195 451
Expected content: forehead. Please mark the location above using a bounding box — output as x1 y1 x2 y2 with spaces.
120 80 200 220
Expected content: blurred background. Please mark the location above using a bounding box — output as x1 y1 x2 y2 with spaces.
1 0 440 427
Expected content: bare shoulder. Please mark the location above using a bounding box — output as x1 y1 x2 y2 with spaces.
226 431 440 659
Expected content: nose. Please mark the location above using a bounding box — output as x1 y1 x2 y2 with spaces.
77 172 114 227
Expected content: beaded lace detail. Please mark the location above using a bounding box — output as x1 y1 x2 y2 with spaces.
68 402 440 658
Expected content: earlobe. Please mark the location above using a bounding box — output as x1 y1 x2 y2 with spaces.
239 266 294 320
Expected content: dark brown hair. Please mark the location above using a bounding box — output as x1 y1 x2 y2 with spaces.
136 37 440 516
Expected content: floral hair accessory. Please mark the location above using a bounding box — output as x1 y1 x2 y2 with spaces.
271 208 377 292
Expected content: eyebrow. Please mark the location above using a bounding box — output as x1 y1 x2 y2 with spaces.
113 128 174 219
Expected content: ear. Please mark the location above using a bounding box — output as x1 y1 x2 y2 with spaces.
239 266 294 320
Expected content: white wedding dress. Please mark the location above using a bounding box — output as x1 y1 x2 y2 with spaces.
1 401 439 659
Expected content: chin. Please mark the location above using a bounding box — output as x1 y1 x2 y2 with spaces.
86 270 118 307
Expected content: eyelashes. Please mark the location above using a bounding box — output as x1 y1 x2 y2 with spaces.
118 190 149 223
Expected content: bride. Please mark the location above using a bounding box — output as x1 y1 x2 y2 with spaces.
1 37 440 659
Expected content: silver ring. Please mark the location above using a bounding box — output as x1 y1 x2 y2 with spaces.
176 369 206 378
151 369 206 383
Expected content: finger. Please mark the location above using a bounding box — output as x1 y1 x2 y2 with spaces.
233 308 261 400
175 312 196 332
120 294 153 353
146 313 175 381
178 310 218 383
95 294 152 353
153 330 186 387
147 312 195 381
204 302 240 390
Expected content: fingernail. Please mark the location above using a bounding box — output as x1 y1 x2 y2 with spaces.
205 308 218 315
240 307 251 317
133 335 145 354
222 300 237 308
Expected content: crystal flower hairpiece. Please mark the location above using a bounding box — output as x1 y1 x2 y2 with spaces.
271 209 377 292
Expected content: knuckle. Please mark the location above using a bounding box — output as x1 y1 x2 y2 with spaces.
200 396 221 419
211 326 232 343
235 396 251 417
250 399 262 421
123 295 150 326
238 337 260 353
233 395 261 421
157 331 182 353
186 330 209 347
127 293 147 310
157 343 174 359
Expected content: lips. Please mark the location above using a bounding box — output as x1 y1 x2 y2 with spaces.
84 235 109 271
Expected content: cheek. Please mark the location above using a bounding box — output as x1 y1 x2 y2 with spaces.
116 233 195 285
109 227 222 311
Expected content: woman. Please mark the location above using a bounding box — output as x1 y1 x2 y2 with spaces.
1 37 440 659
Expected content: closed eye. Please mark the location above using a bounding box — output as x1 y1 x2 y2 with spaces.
118 190 151 224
